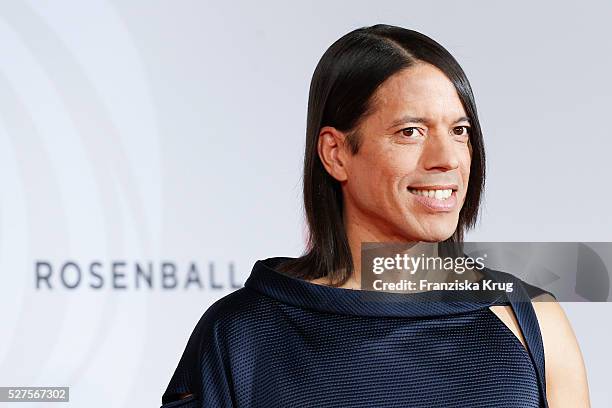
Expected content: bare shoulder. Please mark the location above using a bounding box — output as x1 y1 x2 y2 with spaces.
530 293 591 407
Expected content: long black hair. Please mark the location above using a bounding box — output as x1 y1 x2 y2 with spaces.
277 24 486 286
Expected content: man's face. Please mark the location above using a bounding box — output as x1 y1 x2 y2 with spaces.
339 63 472 242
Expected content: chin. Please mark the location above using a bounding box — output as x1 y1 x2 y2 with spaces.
410 223 457 243
419 234 453 243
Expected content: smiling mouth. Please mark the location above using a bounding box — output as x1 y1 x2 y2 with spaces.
407 186 458 201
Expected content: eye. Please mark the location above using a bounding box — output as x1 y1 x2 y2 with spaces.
452 126 470 137
399 127 424 139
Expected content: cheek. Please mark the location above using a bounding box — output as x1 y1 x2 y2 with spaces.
349 159 386 195
348 154 407 199
461 154 471 177
459 150 472 196
367 153 414 186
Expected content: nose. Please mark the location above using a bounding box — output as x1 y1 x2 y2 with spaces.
419 131 461 172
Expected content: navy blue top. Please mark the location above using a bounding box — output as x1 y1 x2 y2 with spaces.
161 256 555 407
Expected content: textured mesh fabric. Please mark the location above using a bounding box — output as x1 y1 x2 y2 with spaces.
161 257 555 407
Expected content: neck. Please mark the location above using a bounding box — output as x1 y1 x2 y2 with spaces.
343 202 438 289
342 204 476 291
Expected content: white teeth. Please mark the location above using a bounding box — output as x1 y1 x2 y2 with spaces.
408 188 453 200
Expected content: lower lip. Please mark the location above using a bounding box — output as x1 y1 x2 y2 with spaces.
409 190 458 212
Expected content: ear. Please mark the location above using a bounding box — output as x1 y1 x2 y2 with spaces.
317 126 349 182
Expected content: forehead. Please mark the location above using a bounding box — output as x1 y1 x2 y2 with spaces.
369 63 467 124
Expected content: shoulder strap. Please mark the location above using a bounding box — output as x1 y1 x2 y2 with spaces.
485 268 549 408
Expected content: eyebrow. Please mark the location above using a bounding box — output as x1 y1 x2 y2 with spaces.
387 115 471 129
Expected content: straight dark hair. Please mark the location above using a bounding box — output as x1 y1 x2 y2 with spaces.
278 24 486 286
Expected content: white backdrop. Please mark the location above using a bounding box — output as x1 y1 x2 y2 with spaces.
0 1 610 407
